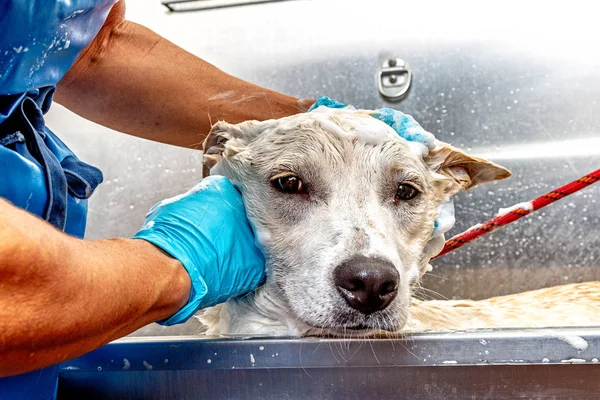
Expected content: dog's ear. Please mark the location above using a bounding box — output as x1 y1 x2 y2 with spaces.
425 140 511 194
202 120 261 177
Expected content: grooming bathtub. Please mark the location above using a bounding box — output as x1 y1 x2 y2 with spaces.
46 0 600 398
58 329 600 399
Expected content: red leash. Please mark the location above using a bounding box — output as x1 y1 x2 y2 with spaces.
433 168 600 260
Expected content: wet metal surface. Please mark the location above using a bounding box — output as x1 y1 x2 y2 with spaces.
59 329 600 399
50 2 600 398
44 0 600 335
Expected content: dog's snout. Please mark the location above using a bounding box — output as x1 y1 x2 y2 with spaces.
334 256 399 315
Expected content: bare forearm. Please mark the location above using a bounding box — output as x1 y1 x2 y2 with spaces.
0 199 190 377
55 3 314 148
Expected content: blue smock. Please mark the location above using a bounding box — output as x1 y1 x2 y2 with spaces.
0 1 117 398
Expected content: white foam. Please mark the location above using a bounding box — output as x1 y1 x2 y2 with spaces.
209 160 226 176
143 360 153 370
148 179 214 213
63 10 84 21
497 201 533 217
550 335 589 351
407 141 429 158
433 200 456 236
208 90 236 101
465 223 483 232
561 358 586 363
310 107 396 146
139 220 155 231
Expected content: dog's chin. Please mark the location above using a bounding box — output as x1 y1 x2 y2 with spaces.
301 318 403 338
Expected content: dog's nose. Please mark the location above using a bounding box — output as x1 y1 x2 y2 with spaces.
334 256 399 315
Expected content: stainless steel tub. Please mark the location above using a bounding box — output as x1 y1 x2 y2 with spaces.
47 0 600 397
59 329 600 399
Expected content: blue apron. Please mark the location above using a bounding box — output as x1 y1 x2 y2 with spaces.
0 1 117 398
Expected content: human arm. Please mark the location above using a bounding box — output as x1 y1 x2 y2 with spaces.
0 198 190 377
0 176 264 377
54 1 314 148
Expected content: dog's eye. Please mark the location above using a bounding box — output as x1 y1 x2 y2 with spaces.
395 183 420 202
272 175 306 195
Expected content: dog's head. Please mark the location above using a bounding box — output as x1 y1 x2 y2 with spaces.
202 107 510 335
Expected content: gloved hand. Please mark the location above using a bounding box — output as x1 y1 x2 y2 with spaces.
133 176 266 326
309 96 455 246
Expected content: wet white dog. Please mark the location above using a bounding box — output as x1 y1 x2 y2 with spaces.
199 107 510 337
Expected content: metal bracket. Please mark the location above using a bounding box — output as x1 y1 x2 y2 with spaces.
377 57 412 102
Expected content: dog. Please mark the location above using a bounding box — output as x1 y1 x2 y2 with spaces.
196 105 522 337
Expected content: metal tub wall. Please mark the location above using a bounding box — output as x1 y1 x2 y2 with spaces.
58 329 600 399
45 0 599 337
52 1 600 398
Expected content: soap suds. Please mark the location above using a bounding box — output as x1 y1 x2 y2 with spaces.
310 107 396 146
550 335 588 351
253 226 272 248
497 201 533 217
64 10 84 21
407 141 429 158
208 90 237 101
149 178 214 211
139 220 155 231
209 160 226 176
561 358 586 363
442 360 457 364
143 360 153 370
123 358 131 370
432 200 456 236
465 223 483 232
231 93 266 104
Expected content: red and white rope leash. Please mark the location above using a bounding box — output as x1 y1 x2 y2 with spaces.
433 168 600 260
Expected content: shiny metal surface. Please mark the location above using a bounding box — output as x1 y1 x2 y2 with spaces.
44 0 600 339
59 329 600 399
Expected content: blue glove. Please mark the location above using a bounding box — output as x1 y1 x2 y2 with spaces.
310 96 454 240
133 176 266 326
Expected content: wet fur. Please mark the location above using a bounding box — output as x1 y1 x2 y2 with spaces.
195 108 596 337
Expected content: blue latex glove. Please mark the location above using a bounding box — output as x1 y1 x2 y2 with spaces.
309 96 455 239
133 176 266 326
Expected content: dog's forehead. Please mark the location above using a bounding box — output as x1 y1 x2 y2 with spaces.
260 107 398 143
306 107 398 144
247 108 427 168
